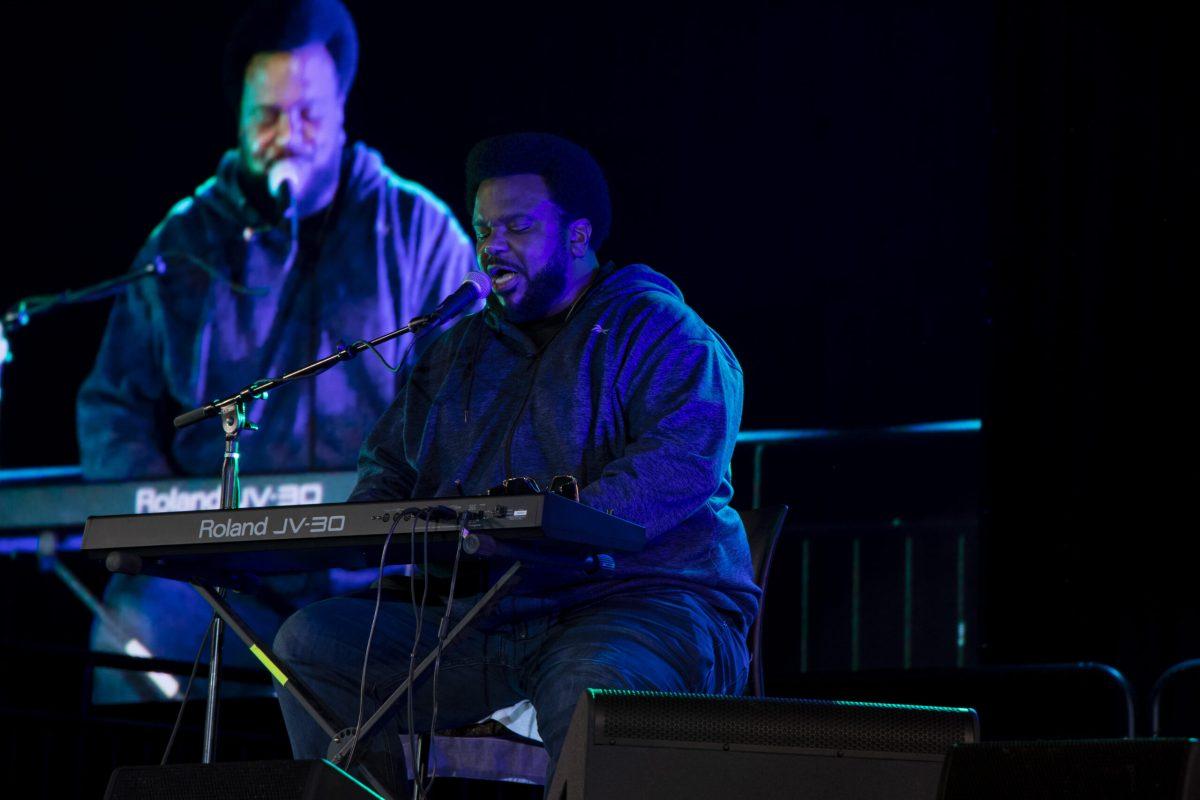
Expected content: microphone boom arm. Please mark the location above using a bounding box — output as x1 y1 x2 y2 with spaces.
174 317 430 430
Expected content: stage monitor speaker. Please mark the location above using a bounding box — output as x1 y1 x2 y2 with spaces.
103 759 382 800
548 689 979 800
938 739 1200 800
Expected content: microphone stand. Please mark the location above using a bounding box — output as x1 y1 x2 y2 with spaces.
0 263 162 456
174 312 443 765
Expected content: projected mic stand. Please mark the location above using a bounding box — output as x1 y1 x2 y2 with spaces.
0 262 161 456
0 264 171 702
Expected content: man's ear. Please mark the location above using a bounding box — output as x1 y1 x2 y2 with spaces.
568 218 592 258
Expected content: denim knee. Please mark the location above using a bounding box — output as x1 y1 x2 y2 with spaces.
272 606 309 663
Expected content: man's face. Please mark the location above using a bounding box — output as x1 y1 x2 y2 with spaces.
472 174 582 323
238 42 345 214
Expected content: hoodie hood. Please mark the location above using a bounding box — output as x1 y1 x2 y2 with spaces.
481 262 687 353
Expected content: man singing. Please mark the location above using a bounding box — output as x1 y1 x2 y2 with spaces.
274 133 758 791
77 0 474 702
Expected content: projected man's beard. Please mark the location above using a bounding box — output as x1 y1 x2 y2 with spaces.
239 143 341 214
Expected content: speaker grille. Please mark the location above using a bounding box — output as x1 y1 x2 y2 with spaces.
591 690 976 755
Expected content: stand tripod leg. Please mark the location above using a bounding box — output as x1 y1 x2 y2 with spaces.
200 402 246 761
202 597 225 763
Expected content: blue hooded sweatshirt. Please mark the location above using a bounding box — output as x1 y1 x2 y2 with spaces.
351 262 760 636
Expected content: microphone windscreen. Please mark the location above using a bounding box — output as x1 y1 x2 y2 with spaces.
463 270 492 299
267 161 301 200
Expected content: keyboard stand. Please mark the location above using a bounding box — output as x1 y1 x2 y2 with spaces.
86 493 630 796
188 559 525 797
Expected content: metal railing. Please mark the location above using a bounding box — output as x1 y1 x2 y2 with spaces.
738 418 981 508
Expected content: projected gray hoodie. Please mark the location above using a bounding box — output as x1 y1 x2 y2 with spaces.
77 143 473 480
351 262 760 634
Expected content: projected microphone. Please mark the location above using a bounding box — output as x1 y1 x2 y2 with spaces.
267 161 300 223
410 271 491 332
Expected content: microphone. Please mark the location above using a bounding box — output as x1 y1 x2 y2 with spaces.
413 271 491 331
267 161 299 223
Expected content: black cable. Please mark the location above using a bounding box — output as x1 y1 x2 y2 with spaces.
406 512 433 799
237 317 419 403
160 614 214 765
158 251 269 296
420 513 467 796
350 325 423 374
346 514 402 770
338 505 448 794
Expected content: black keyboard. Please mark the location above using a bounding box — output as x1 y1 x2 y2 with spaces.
81 494 645 585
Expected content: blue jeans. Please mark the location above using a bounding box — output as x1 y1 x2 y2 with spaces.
273 588 749 794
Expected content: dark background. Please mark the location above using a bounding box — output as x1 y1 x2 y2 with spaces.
2 0 1195 762
2 2 989 448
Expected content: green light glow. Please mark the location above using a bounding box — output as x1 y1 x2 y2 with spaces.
589 689 972 715
320 759 386 799
827 698 974 714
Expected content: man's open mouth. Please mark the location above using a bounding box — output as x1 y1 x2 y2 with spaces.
488 266 520 291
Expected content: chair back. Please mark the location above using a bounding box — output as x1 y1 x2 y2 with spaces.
736 504 789 698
